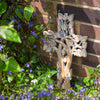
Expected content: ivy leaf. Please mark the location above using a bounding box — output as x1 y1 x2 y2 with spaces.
83 77 89 84
88 68 94 74
7 76 13 83
35 25 43 31
49 23 55 27
0 1 7 15
44 7 50 12
24 6 34 21
4 57 21 72
0 25 21 43
15 8 23 20
30 55 38 63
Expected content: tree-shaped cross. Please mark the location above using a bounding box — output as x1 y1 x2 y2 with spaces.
43 13 87 89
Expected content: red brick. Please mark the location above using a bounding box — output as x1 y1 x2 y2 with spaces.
80 24 100 40
71 63 90 77
87 41 100 55
73 54 100 67
57 4 100 25
79 0 100 8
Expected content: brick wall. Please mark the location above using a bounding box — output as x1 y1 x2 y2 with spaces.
29 0 100 78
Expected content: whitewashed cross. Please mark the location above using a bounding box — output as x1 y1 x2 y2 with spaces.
43 13 87 89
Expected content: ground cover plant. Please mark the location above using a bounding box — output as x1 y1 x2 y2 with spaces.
0 0 100 100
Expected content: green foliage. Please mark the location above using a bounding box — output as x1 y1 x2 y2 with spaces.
4 57 21 72
24 6 34 21
35 24 43 31
15 8 23 20
0 1 7 15
0 24 21 43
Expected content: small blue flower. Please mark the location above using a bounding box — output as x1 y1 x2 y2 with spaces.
54 15 56 18
0 39 2 43
80 88 85 93
21 68 25 72
97 94 100 98
84 95 89 100
94 79 98 84
30 31 36 35
0 44 3 51
17 24 21 30
33 45 37 48
50 20 52 23
7 71 12 75
90 98 96 100
42 27 44 30
28 22 34 28
19 8 24 13
46 92 51 96
47 84 54 90
32 12 36 17
16 97 19 100
37 53 40 56
43 7 45 10
26 62 30 68
48 62 51 65
29 69 33 73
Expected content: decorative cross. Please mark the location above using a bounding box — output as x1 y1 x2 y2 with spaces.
43 13 87 89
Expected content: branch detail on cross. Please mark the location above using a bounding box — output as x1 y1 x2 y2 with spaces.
43 13 87 89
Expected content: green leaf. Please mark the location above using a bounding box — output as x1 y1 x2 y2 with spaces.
29 74 34 78
0 25 21 43
15 8 23 20
49 23 55 27
88 68 94 74
90 79 94 85
24 6 34 21
4 57 21 72
30 55 38 63
7 76 13 83
35 25 43 31
0 1 7 15
83 77 89 84
44 7 50 12
28 36 35 44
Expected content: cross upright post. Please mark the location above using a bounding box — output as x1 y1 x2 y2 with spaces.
43 13 87 89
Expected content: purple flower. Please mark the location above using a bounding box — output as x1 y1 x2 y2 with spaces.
50 20 52 23
54 15 56 18
26 62 30 68
80 88 85 93
84 95 89 100
30 31 36 35
90 98 96 100
40 38 46 43
7 71 12 75
29 93 34 98
46 92 51 96
78 94 83 97
97 94 100 98
17 24 21 30
0 44 3 51
63 96 66 100
16 97 19 100
32 12 36 17
48 62 51 65
41 91 47 96
43 7 45 10
37 53 40 56
28 22 34 28
33 45 37 48
0 39 2 43
47 84 54 90
29 69 33 73
94 79 98 84
19 8 24 13
42 27 44 30
66 89 71 93
21 68 25 72
20 95 24 99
